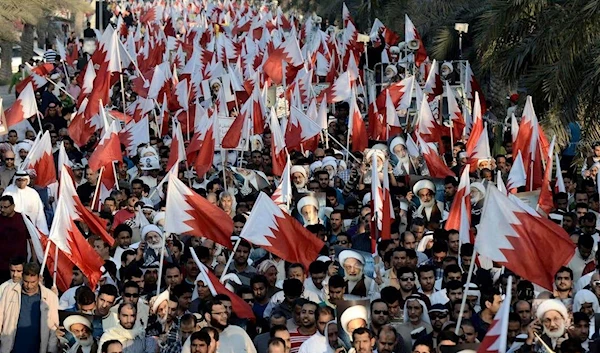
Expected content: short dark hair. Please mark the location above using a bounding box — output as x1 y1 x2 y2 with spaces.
99 284 118 298
101 340 122 353
251 274 268 287
118 302 137 315
308 261 328 275
417 265 436 279
22 262 40 277
578 233 594 249
9 256 26 267
352 327 374 340
270 324 288 338
268 337 286 350
76 286 96 306
114 223 133 237
555 266 573 280
380 286 401 304
190 331 211 346
122 281 140 293
199 326 219 342
0 195 14 204
173 283 193 297
316 305 334 320
328 275 346 289
431 242 448 254
480 288 500 308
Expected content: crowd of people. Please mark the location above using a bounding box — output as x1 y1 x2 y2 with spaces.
1 1 599 353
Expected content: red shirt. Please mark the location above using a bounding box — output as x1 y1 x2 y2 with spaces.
112 209 135 230
289 329 314 353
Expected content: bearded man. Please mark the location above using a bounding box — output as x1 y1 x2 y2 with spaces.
412 180 445 224
140 225 168 266
390 137 418 176
297 195 320 226
146 290 178 337
99 303 148 353
291 166 308 192
64 315 97 353
339 250 377 298
525 299 569 351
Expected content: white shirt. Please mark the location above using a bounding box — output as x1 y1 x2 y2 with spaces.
181 325 257 353
298 332 330 353
3 184 48 233
263 289 321 318
59 285 82 309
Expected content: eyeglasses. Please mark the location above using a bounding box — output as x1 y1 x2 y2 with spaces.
399 277 415 282
336 240 348 245
593 281 600 286
243 298 254 303
373 310 389 315
430 313 448 320
4 158 14 161
123 293 140 298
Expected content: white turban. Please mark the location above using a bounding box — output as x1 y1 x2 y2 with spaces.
536 299 568 321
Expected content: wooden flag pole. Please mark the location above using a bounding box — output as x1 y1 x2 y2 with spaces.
455 249 477 335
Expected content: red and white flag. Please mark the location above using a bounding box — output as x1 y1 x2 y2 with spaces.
555 154 565 193
511 113 519 145
475 185 575 290
417 134 454 178
166 120 187 171
465 61 487 113
271 155 292 211
285 106 321 152
536 136 556 215
88 120 122 171
5 82 37 128
506 151 526 193
163 166 234 249
404 15 427 67
445 81 465 140
49 166 106 290
424 59 442 100
119 117 150 157
349 93 368 152
415 95 442 143
269 107 287 176
370 153 394 251
192 117 216 178
20 131 56 188
445 165 472 244
240 192 325 269
317 71 352 103
190 250 255 320
477 276 512 353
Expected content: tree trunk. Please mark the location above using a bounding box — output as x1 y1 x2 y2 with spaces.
0 41 14 82
21 24 35 62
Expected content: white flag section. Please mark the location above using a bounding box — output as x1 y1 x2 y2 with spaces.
477 276 512 353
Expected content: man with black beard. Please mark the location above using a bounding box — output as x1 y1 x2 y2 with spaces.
202 299 256 353
99 303 147 352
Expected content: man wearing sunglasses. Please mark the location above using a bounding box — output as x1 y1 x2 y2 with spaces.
369 299 390 336
416 304 449 348
109 281 149 329
0 151 16 193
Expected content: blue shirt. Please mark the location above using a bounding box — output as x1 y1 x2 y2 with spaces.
13 292 41 353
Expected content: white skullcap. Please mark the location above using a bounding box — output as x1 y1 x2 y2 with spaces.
152 289 170 313
385 64 398 77
153 212 166 225
389 136 406 152
16 141 32 153
297 195 319 213
290 166 307 178
141 224 163 239
340 305 368 335
210 78 221 87
470 182 486 196
536 299 568 321
139 145 158 157
317 256 331 263
412 179 436 195
309 161 323 174
64 315 92 334
458 151 468 159
339 249 365 265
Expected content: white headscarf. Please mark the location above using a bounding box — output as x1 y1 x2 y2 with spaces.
403 297 431 325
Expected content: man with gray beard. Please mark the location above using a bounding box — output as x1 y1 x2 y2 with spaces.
524 299 569 352
412 180 445 224
63 315 97 353
338 250 377 298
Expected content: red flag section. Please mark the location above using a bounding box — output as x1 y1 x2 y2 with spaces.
240 193 325 269
164 168 234 249
475 185 575 290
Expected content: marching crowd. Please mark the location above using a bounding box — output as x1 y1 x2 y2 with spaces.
0 1 598 353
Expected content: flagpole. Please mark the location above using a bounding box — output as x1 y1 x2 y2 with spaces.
115 41 128 114
155 231 168 294
91 166 105 211
39 240 51 277
112 162 120 191
35 111 44 132
52 244 59 287
220 237 241 282
45 77 76 101
455 248 477 335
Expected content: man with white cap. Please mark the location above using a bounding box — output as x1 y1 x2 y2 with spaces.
469 182 486 226
146 289 178 339
389 137 418 176
63 314 97 353
139 224 167 267
338 250 377 298
297 195 321 226
412 179 445 225
2 169 48 233
139 156 160 188
291 166 308 192
524 299 569 351
340 305 368 339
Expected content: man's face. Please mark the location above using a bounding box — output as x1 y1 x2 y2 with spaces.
71 269 84 286
122 286 140 305
22 274 39 294
234 246 250 266
579 244 593 260
317 313 334 335
15 177 28 189
116 231 132 247
432 251 447 265
208 304 229 328
406 300 422 322
462 325 476 343
300 304 316 328
444 183 457 198
3 152 15 168
448 233 460 253
9 264 23 282
399 273 415 292
252 282 267 301
119 306 136 329
165 268 182 287
412 226 425 241
571 320 590 341
180 321 195 344
370 302 389 327
555 271 572 292
318 174 329 189
96 293 116 316
377 331 396 353
487 294 503 314
576 207 588 219
186 258 199 278
93 240 109 258
274 330 291 352
448 288 463 303
417 189 434 204
330 213 343 230
191 339 209 353
311 272 326 289
431 310 449 331
343 258 363 278
391 250 407 270
197 281 211 300
556 198 568 211
233 221 245 235
353 332 374 353
542 310 566 337
576 193 588 205
7 132 17 144
515 301 531 325
419 270 435 292
329 286 345 304
0 200 15 217
336 235 350 248
401 233 416 249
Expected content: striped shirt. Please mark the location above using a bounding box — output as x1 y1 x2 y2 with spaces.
289 329 313 353
43 49 58 63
